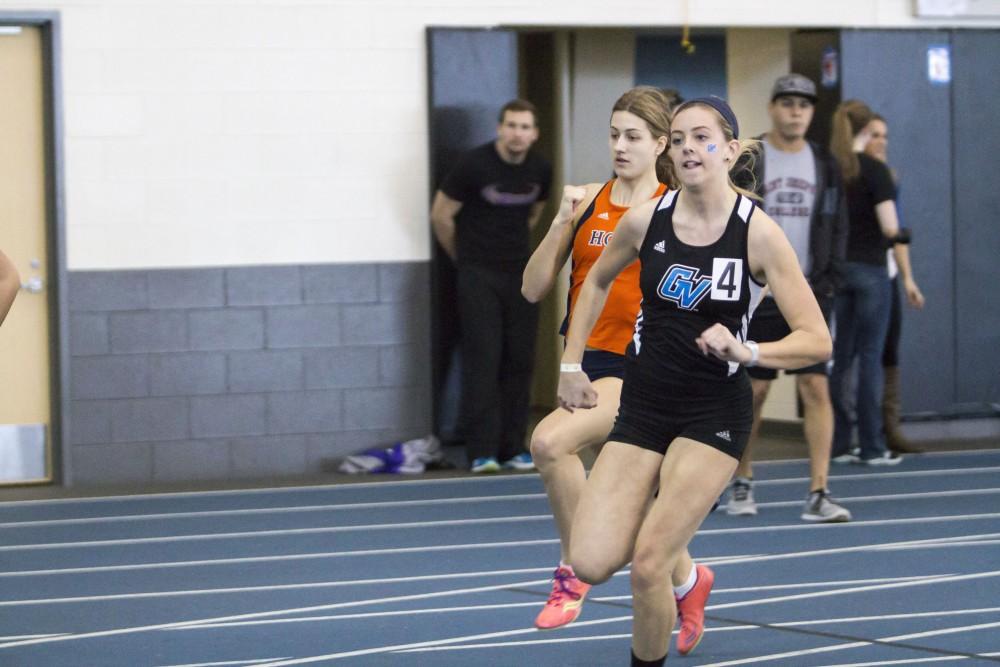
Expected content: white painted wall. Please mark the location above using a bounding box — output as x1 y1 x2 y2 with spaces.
567 30 635 186
726 28 800 421
726 28 794 140
3 0 995 269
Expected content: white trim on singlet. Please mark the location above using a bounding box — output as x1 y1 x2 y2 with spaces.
728 194 761 376
656 189 679 211
736 193 754 223
730 279 767 376
632 303 645 354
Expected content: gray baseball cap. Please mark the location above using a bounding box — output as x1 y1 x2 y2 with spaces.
771 73 818 102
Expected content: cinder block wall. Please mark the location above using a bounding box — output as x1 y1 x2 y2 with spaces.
67 262 431 485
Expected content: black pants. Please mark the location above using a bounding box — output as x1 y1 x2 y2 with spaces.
457 263 539 462
882 276 902 367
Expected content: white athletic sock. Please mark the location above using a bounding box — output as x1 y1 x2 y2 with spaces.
560 561 576 575
673 562 698 599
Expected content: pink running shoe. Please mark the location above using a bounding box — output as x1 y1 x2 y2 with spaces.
534 565 591 630
675 564 714 655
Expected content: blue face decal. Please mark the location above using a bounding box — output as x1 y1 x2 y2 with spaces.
707 144 718 153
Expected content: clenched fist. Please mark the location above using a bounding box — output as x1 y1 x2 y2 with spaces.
555 185 588 225
695 323 752 365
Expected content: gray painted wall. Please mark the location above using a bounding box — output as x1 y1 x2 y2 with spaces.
841 29 956 415
67 262 433 485
952 31 1000 407
841 29 1000 415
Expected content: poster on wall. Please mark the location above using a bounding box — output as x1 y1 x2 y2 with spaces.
927 45 951 85
821 47 839 88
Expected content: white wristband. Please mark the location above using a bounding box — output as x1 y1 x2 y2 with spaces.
560 363 583 373
744 341 759 367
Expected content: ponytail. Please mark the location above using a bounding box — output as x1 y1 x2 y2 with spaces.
830 99 875 182
730 138 763 202
656 152 678 190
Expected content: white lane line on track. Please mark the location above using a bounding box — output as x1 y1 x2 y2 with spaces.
698 620 1000 666
3 464 997 522
0 484 991 536
0 538 559 578
0 493 549 528
239 574 1000 665
7 513 1000 579
154 660 290 667
813 651 1000 666
252 615 639 666
0 579 634 651
1 449 994 511
176 580 989 630
0 514 555 551
398 631 640 651
0 561 994 653
5 504 1000 553
0 570 921 608
391 608 1000 655
0 473 544 508
0 565 559 606
2 516 999 579
703 531 1000 568
0 633 69 641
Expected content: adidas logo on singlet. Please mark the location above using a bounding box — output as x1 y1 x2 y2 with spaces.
716 430 732 442
654 240 666 253
597 212 610 220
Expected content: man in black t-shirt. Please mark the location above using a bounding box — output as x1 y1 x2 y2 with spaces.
431 99 552 473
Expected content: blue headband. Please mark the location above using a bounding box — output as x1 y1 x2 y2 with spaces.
675 96 740 139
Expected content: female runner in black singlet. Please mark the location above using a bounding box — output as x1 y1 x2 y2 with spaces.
557 97 832 666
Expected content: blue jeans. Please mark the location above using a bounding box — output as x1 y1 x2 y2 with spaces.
830 262 892 459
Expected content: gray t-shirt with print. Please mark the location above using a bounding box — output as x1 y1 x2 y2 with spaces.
762 140 817 276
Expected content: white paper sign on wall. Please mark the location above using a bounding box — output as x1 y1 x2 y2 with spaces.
927 45 951 85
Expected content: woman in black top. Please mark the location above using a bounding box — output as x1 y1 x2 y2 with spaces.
864 114 926 453
828 99 903 465
557 97 831 667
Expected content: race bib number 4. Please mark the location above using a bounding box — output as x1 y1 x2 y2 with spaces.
711 258 743 301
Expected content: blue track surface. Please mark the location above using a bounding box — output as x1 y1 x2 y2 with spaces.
1 450 999 666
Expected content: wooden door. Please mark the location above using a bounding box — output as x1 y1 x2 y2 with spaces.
0 25 52 484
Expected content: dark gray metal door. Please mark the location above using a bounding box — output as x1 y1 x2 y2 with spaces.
840 29 956 414
952 31 1000 410
426 28 518 439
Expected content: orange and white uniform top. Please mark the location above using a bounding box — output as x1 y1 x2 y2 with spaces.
561 180 668 355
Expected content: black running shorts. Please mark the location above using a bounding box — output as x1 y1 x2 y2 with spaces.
746 296 832 380
607 364 752 460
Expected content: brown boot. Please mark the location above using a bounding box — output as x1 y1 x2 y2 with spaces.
883 366 923 453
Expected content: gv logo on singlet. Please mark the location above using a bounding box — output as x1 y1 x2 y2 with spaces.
657 264 712 310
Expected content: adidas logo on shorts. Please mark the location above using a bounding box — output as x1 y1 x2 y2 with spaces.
654 240 666 253
716 430 731 442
